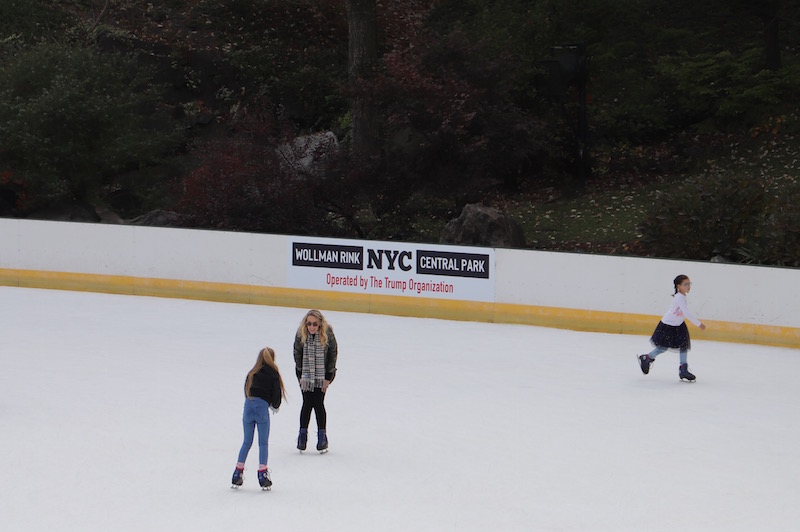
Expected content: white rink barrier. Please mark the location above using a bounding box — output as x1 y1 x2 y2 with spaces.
1 218 799 348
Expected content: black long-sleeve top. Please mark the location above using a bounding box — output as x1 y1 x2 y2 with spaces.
245 365 282 409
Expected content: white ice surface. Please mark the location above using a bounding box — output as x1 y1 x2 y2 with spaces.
1 286 798 531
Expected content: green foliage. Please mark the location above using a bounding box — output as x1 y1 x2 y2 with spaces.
0 41 179 212
0 0 75 42
375 17 555 205
536 0 800 141
638 170 767 261
197 0 348 130
657 50 800 129
229 46 348 130
736 182 800 267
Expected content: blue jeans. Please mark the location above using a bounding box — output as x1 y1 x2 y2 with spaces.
237 397 271 465
649 346 688 365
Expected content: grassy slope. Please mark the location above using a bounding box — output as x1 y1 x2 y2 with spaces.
501 123 800 256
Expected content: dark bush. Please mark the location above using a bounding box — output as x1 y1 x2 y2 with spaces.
0 41 180 213
638 170 767 261
736 184 800 267
657 50 800 130
0 0 75 42
374 25 552 203
199 0 348 130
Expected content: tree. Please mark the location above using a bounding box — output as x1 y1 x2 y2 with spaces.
345 0 380 158
0 42 178 214
760 0 782 71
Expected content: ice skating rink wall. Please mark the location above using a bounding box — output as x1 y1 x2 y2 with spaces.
1 218 799 348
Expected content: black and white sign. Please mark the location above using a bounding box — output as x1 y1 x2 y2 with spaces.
288 238 494 301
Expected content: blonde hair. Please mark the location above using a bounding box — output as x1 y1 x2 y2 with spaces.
296 309 332 346
245 347 287 399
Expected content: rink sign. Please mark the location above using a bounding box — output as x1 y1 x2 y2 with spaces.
288 238 494 301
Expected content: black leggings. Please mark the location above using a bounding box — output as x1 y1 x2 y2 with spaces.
300 389 327 430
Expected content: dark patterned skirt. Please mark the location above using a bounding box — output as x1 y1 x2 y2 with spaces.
650 321 691 351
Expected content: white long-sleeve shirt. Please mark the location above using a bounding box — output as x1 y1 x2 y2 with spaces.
661 292 702 327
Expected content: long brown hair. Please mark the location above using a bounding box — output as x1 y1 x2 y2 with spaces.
296 309 332 346
245 347 287 399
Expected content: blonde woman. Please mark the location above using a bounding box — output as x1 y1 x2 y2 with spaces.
293 310 338 453
231 347 286 490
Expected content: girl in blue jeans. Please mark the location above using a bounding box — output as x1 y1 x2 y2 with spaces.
231 347 286 489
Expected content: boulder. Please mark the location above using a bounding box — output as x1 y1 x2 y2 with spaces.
126 209 185 227
440 203 527 248
276 131 339 178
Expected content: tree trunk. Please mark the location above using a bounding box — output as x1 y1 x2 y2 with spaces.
762 1 781 71
345 0 380 158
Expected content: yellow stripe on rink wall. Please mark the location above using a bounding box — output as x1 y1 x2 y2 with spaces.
2 267 799 349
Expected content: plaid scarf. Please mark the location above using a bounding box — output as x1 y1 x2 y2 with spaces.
300 333 326 392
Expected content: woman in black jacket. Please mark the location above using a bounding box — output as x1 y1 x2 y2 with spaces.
231 347 286 490
294 309 338 453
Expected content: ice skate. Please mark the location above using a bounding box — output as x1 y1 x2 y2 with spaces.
638 354 654 375
317 429 328 453
297 428 308 451
231 464 245 488
679 363 696 382
258 468 272 490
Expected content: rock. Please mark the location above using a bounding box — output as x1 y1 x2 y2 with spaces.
440 203 527 248
95 205 124 224
276 131 339 177
126 209 185 227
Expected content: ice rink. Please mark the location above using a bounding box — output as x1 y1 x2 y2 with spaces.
2 286 798 531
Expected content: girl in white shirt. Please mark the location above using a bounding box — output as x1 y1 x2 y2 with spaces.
638 275 706 381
